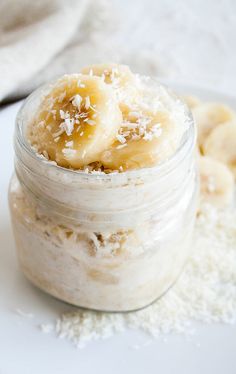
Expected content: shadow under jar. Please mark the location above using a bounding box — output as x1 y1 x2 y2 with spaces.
9 82 198 312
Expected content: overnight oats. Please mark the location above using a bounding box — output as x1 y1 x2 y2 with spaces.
9 64 198 311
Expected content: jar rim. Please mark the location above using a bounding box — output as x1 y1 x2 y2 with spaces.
15 77 196 181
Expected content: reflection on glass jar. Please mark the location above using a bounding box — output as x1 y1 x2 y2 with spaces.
9 81 198 312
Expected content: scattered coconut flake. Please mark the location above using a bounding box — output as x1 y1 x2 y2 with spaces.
129 111 141 118
59 110 69 120
65 141 73 148
42 150 49 160
48 201 236 348
116 143 128 149
116 134 126 144
40 323 54 333
72 94 82 109
60 118 75 136
62 148 76 157
86 119 96 126
153 127 163 137
77 80 85 88
15 308 34 319
58 91 66 103
143 132 153 141
85 96 91 110
131 133 141 141
52 128 64 138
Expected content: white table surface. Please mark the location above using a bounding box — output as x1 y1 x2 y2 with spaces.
1 85 236 374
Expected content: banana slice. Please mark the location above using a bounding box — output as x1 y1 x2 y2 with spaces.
192 102 235 148
199 156 234 207
29 74 122 168
101 110 183 170
182 95 201 109
81 63 139 108
81 63 134 86
202 120 236 179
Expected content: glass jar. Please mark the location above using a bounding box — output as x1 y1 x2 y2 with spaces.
9 81 198 312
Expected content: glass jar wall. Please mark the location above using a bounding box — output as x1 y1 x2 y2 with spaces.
9 82 198 312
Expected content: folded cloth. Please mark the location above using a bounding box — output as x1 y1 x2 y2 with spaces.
0 0 165 104
0 0 115 103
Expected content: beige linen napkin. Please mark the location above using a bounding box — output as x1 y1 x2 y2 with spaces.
0 0 114 103
0 0 164 104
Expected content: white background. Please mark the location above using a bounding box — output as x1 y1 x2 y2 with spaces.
1 1 236 372
112 0 236 95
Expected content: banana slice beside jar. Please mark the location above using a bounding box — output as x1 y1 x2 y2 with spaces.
199 156 234 208
202 120 236 179
192 102 235 149
29 74 122 168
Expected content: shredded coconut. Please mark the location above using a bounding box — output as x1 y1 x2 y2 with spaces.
15 308 34 319
65 141 73 148
77 80 85 88
58 91 66 103
60 118 75 136
86 119 96 126
116 143 127 150
72 94 82 109
62 148 77 157
40 323 54 333
59 110 69 120
42 150 49 160
42 201 236 348
116 133 126 144
84 96 91 110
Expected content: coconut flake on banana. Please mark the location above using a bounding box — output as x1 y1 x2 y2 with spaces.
101 109 184 171
29 74 122 168
199 156 234 208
